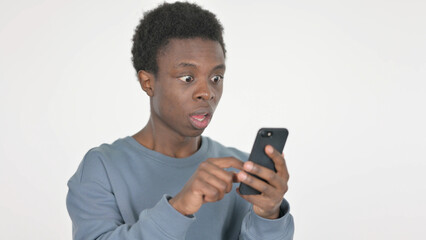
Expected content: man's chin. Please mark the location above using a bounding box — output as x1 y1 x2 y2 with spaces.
186 127 206 138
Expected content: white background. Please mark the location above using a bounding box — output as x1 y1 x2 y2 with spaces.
1 0 425 239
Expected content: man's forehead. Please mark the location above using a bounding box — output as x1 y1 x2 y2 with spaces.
157 38 225 68
161 38 223 54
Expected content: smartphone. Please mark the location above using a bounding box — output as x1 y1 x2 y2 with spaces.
239 128 289 195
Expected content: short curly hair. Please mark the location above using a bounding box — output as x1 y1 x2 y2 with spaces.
131 2 226 75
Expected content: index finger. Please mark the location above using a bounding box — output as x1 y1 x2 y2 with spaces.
265 145 289 179
208 157 244 171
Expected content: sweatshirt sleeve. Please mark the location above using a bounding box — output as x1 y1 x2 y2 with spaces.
239 199 295 240
66 150 195 240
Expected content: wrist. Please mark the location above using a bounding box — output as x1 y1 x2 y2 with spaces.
253 205 280 219
268 210 280 219
262 210 280 219
168 197 192 216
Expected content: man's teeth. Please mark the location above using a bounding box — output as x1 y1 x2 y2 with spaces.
193 114 207 121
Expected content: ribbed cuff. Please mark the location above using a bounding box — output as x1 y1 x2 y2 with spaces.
144 194 195 239
243 198 294 239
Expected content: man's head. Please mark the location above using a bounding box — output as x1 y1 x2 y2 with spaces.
132 2 227 138
131 1 226 75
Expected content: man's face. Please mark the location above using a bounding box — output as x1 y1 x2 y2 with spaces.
150 37 225 137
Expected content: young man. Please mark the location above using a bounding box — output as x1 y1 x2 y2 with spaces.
66 2 294 239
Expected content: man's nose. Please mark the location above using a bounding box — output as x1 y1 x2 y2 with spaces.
193 79 215 101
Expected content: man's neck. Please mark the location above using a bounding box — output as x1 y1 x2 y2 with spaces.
132 117 201 159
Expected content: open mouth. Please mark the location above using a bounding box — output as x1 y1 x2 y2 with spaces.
191 113 208 122
189 112 212 129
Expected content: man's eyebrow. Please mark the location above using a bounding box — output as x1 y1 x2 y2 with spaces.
176 62 197 68
212 64 226 71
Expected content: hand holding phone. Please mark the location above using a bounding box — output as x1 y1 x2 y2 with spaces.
239 128 288 195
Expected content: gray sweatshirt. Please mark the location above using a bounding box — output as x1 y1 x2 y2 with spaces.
66 136 294 239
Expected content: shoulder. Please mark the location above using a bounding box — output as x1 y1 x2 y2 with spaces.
69 137 133 183
203 136 249 162
91 137 135 159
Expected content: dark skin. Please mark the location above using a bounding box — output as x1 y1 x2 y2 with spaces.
133 37 289 219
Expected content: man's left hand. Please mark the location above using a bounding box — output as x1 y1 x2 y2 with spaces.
236 145 289 219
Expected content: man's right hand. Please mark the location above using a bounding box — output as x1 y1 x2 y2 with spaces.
169 157 244 216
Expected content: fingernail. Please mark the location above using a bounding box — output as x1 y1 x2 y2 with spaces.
266 145 273 154
244 161 253 171
239 172 247 181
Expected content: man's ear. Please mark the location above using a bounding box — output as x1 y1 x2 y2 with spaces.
137 70 155 97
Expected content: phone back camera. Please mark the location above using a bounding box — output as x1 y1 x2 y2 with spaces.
261 131 273 137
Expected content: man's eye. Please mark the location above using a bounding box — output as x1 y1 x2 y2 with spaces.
178 75 194 83
211 75 223 83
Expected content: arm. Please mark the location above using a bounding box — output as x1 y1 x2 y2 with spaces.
66 150 194 240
